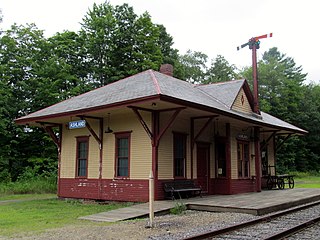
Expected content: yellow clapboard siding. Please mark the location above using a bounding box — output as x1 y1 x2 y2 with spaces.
158 112 191 179
60 119 100 179
102 111 152 180
232 88 253 113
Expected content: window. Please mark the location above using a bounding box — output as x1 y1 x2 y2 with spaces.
76 136 89 177
173 133 186 178
238 141 250 178
115 132 131 177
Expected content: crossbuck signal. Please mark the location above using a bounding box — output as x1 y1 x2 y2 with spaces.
236 33 273 114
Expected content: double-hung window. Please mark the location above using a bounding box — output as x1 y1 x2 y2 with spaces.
237 141 250 178
76 136 89 177
115 132 131 178
173 133 186 178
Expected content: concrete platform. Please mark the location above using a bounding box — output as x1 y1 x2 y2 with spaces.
79 188 320 222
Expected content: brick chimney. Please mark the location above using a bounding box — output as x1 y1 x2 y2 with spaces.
159 64 173 76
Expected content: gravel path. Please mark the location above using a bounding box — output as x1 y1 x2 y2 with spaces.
2 211 258 240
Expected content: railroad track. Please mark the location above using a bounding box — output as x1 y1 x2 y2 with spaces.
183 200 320 240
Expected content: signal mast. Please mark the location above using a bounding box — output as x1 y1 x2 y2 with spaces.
237 33 273 114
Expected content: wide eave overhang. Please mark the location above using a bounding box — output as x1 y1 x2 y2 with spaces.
15 93 307 135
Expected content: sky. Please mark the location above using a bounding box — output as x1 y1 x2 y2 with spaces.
1 0 319 84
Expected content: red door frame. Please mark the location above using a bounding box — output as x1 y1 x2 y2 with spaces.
196 142 210 193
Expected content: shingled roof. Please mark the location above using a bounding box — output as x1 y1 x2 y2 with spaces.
15 69 306 134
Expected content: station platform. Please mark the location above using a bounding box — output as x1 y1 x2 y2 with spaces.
79 188 320 222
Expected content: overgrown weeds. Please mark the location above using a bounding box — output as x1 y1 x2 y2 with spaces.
0 177 56 196
170 200 187 215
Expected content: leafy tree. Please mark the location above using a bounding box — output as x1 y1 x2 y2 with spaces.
241 47 311 172
80 2 166 86
205 55 238 83
0 24 60 180
178 50 208 83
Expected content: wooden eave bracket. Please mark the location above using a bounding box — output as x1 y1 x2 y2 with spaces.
260 130 278 150
129 106 185 146
156 107 185 144
191 115 218 148
78 115 103 146
37 121 62 151
276 133 293 151
130 107 153 139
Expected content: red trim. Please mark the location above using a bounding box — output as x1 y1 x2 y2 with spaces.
159 95 306 135
114 131 131 178
149 70 161 94
254 127 262 192
173 132 187 178
237 140 250 179
75 136 89 178
196 142 210 192
226 123 232 194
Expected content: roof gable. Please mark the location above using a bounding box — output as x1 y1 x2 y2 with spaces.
231 85 254 114
196 80 254 111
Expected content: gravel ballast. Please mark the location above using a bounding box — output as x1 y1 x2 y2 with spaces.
3 211 257 240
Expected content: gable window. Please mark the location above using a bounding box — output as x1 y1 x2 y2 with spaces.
173 133 186 178
238 141 250 178
76 136 89 177
115 132 131 177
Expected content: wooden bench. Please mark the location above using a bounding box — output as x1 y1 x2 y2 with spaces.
163 180 202 200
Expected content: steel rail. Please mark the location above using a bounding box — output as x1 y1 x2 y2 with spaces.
264 216 320 240
183 200 320 240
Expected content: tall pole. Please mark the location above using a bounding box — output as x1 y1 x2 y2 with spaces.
251 40 260 114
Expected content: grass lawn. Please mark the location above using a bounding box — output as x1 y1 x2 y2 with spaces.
294 176 320 188
0 196 131 237
0 193 56 201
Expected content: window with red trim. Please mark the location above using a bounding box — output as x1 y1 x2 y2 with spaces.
76 136 89 177
237 141 250 178
115 132 130 177
173 133 186 178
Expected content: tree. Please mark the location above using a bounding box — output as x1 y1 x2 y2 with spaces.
205 55 238 83
80 2 167 86
241 47 310 172
178 50 208 83
0 24 67 180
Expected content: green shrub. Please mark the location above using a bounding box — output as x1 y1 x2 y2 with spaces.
170 201 187 215
0 177 57 196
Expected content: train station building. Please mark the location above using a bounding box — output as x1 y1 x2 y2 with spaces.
15 64 306 202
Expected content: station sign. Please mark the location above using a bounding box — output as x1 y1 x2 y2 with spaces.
236 133 249 141
68 120 86 129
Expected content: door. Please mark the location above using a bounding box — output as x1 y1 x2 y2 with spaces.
197 143 210 193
